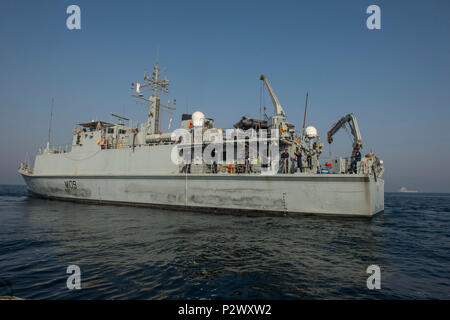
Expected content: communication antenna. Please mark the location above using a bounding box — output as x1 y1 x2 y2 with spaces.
47 98 54 148
300 92 309 141
259 82 262 125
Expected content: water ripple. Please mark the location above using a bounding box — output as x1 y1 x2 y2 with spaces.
0 187 449 299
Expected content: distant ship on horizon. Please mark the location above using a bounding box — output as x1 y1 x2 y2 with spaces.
398 186 418 193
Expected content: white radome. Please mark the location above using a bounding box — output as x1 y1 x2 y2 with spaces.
192 111 205 126
305 126 318 138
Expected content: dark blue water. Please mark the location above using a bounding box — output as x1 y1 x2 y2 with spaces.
0 184 449 299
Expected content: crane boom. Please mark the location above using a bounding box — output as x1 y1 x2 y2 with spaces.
260 75 285 117
327 113 362 150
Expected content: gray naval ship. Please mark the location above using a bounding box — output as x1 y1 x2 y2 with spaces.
19 63 385 217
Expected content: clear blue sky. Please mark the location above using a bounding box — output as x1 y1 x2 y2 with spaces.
1 0 449 192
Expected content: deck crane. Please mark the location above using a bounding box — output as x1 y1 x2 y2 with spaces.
327 113 363 159
259 74 323 173
260 75 286 117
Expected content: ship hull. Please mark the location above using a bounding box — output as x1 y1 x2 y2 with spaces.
20 172 384 217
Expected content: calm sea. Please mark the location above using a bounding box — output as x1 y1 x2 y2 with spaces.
0 184 449 299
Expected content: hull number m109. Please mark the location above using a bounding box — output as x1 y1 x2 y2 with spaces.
64 180 77 190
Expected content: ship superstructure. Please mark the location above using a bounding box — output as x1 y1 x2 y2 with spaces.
19 63 384 217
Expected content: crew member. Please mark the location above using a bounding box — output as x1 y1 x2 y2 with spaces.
245 152 253 173
295 148 302 173
281 149 289 174
351 148 361 173
211 149 218 173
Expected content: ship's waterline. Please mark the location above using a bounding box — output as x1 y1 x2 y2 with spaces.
22 172 384 217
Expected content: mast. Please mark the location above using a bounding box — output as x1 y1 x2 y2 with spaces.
132 63 174 134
